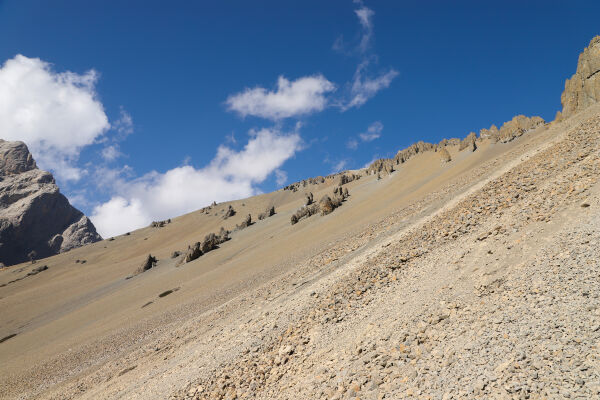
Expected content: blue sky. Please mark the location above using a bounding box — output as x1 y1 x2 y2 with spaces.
0 0 598 237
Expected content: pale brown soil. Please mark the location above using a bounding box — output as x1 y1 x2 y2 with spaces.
1 105 599 399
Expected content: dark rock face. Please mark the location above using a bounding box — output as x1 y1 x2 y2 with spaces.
0 140 102 266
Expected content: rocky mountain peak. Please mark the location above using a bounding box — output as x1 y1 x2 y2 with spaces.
0 139 37 175
0 140 102 266
561 35 600 118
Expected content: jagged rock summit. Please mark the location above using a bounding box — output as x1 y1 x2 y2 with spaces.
561 35 600 118
0 139 102 266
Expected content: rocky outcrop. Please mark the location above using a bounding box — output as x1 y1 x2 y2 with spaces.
438 147 451 163
136 254 157 274
497 115 545 143
223 205 236 219
394 141 436 164
459 132 478 152
479 125 499 139
258 206 275 220
561 36 600 118
0 140 101 266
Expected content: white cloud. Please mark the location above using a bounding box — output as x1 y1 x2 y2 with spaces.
226 75 335 120
0 55 110 181
345 61 398 110
347 121 383 151
101 144 122 161
275 169 288 186
332 160 348 173
355 6 375 52
113 106 133 138
347 138 359 150
359 121 383 142
91 128 302 237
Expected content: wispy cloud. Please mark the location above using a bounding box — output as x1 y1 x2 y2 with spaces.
226 75 335 120
355 6 375 53
101 144 122 161
346 138 359 150
359 121 383 141
113 106 133 138
275 169 288 185
332 159 348 173
345 61 398 110
335 3 398 111
348 121 384 150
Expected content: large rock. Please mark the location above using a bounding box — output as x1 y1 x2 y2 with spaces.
561 36 600 118
0 140 102 266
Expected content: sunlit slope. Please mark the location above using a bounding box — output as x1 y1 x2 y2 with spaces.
0 121 556 398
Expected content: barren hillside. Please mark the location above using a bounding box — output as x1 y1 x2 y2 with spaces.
1 37 600 400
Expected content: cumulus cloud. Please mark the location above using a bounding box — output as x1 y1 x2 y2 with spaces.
0 55 110 181
226 75 335 120
91 128 302 237
359 121 383 141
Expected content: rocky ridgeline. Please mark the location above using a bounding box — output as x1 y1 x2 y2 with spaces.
367 115 545 178
178 112 600 400
283 176 327 192
560 36 600 119
0 140 101 266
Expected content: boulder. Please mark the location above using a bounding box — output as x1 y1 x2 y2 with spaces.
0 140 102 266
